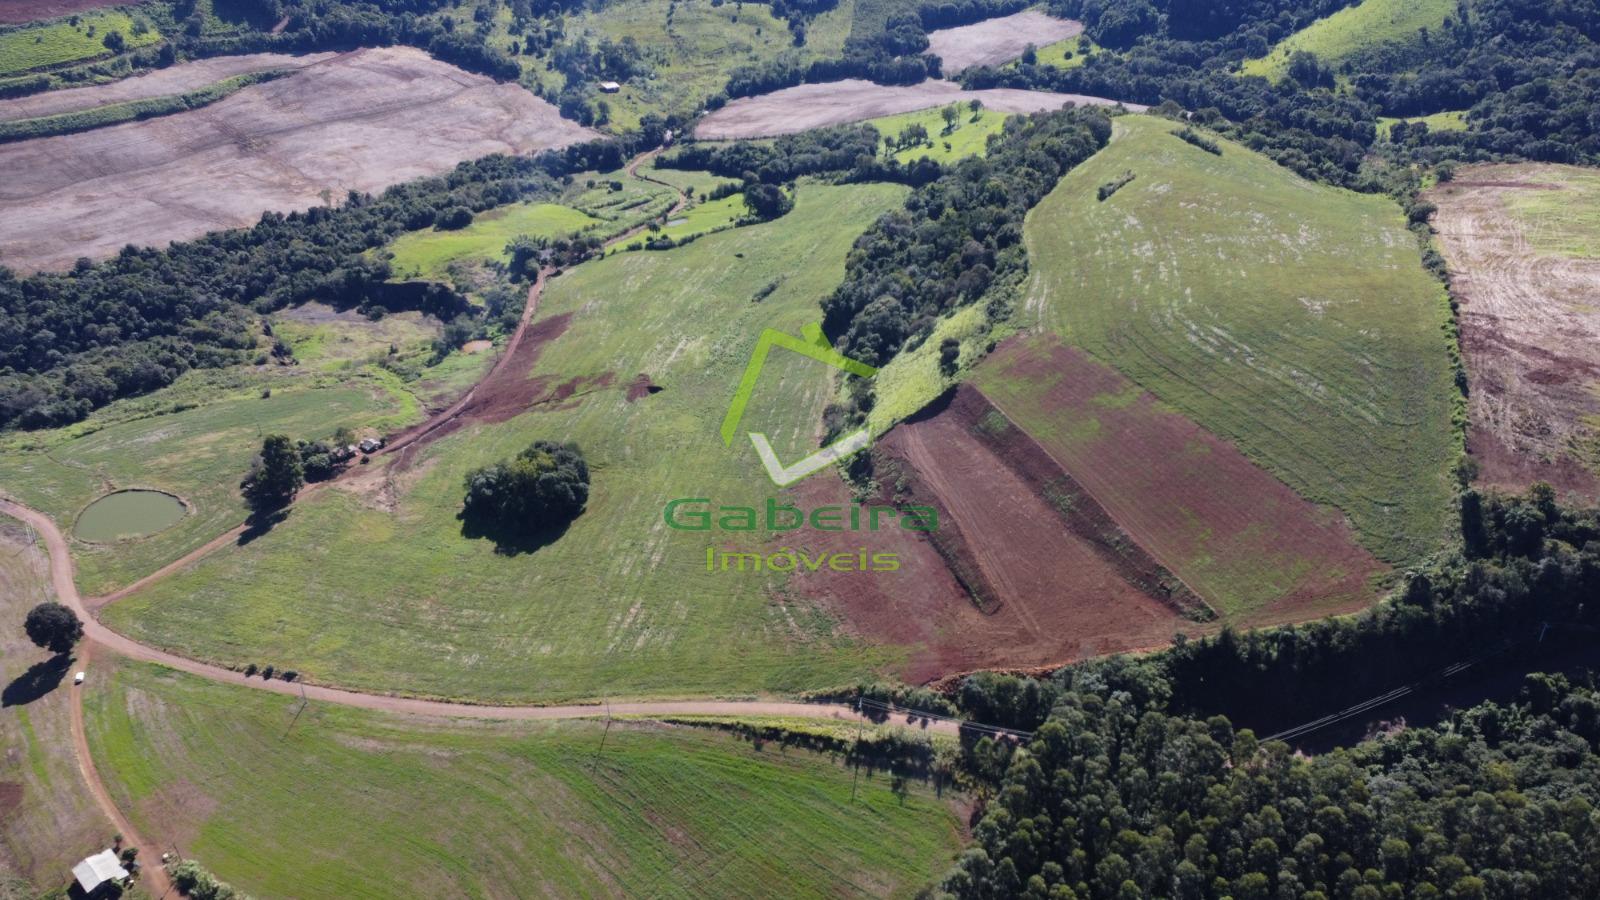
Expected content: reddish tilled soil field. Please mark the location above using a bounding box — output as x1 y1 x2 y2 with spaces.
0 47 596 272
925 10 1084 72
1427 164 1600 499
694 79 1143 139
973 335 1385 622
784 389 1191 683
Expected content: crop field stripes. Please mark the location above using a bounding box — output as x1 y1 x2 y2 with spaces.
1026 114 1457 567
972 335 1387 622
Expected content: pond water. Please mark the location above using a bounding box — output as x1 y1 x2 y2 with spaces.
75 490 186 541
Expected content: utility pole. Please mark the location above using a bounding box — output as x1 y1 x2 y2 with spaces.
597 697 613 756
281 683 308 739
850 697 865 803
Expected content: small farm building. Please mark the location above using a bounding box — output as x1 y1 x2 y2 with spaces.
72 849 128 896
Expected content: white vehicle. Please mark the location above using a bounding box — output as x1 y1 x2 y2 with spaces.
74 671 86 685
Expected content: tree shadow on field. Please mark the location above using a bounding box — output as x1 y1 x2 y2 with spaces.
458 510 573 556
2 652 72 707
237 507 291 546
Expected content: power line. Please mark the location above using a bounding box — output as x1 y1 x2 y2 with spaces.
1259 627 1560 743
855 697 1034 740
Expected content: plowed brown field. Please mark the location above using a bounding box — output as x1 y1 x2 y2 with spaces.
786 387 1191 683
0 0 128 23
694 79 1142 139
972 335 1384 621
1428 163 1600 498
0 51 336 121
925 10 1083 72
0 46 596 272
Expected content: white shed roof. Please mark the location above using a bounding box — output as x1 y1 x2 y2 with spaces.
72 849 128 892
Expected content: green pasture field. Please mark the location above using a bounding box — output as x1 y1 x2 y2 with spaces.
635 163 739 199
0 365 417 596
483 0 852 131
1239 0 1455 80
269 302 498 412
867 105 1007 164
384 202 605 281
1377 109 1468 134
271 304 442 374
1499 165 1600 259
1029 34 1101 70
0 10 160 76
104 181 914 703
1021 114 1458 565
0 522 113 886
85 660 960 898
653 190 746 244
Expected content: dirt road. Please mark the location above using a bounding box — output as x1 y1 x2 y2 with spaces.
4 497 955 730
2 492 961 892
0 152 990 886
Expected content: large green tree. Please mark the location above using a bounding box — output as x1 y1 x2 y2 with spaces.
462 440 589 530
240 434 304 512
24 601 83 654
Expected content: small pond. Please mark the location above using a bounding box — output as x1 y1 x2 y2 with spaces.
75 490 186 541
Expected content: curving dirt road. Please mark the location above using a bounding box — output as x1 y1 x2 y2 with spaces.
0 152 990 888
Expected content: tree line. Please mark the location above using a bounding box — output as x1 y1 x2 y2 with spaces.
0 127 673 431
819 107 1112 366
928 484 1600 897
962 0 1600 186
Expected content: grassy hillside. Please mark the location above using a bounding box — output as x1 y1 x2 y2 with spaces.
385 202 604 281
0 10 160 76
1500 165 1600 258
1023 115 1457 565
85 660 960 898
866 104 1008 164
1377 109 1468 135
1030 34 1102 70
0 523 113 885
1240 0 1456 80
105 181 914 703
486 0 853 131
0 366 417 596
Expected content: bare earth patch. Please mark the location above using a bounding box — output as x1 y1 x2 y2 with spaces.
925 11 1083 72
0 51 338 122
1428 163 1600 498
695 79 1143 139
0 46 597 272
786 388 1189 684
0 0 132 23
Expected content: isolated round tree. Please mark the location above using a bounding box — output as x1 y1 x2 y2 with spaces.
240 434 304 512
24 602 83 654
462 440 589 529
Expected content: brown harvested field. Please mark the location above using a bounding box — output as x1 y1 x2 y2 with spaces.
1427 163 1600 499
0 0 131 23
0 51 337 121
925 10 1083 72
694 79 1142 139
785 390 1191 684
972 335 1385 622
0 46 597 272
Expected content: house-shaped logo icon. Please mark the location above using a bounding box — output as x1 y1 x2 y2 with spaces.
719 323 877 486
